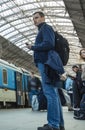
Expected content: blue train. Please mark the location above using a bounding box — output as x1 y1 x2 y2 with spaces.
0 59 30 108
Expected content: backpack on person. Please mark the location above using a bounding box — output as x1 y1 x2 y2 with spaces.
55 31 70 66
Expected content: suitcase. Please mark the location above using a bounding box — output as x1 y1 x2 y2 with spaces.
58 88 71 106
58 88 66 106
38 90 47 110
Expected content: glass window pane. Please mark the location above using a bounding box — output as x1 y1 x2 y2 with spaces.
3 69 8 84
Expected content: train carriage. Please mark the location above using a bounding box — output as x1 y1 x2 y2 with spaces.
0 59 30 108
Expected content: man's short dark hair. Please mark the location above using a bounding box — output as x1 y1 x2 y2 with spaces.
33 11 45 17
72 65 79 69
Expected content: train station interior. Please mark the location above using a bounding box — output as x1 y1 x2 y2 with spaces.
0 0 85 130
0 0 85 74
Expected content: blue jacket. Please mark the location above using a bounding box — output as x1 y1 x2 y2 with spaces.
45 50 64 74
31 22 55 64
45 50 64 84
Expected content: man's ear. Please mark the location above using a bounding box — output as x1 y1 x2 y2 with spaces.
42 17 45 22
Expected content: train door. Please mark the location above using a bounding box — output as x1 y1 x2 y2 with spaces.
15 71 25 107
23 74 29 107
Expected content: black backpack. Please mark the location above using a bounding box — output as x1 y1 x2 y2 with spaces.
55 31 70 66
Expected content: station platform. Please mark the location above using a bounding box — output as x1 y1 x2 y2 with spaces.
0 107 85 130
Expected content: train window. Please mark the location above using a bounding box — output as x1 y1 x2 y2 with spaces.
3 69 8 84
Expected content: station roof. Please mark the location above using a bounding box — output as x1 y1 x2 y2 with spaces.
0 0 85 74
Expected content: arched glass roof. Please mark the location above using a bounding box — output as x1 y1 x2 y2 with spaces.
0 0 82 70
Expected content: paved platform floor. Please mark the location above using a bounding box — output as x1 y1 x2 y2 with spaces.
0 107 85 130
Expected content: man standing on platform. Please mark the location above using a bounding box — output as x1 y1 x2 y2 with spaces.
25 11 65 130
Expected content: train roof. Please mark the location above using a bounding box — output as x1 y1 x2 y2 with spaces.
21 68 30 75
0 59 23 73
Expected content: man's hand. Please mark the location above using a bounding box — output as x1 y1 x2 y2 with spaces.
25 43 32 49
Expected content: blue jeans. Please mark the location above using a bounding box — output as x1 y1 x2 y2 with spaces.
37 63 64 128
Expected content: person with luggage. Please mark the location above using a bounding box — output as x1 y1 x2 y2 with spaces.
25 11 65 130
28 71 41 106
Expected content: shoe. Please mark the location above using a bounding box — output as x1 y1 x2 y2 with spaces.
74 114 85 120
43 124 65 130
38 124 60 130
60 126 65 130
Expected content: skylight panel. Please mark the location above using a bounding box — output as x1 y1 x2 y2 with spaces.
0 0 82 68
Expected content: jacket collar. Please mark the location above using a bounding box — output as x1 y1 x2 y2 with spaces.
38 22 46 30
